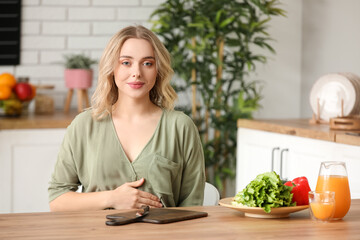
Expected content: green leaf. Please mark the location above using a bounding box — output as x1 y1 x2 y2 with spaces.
219 16 235 28
63 54 97 69
215 9 223 24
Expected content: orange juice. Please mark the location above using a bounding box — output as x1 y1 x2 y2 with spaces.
310 202 335 220
316 175 351 219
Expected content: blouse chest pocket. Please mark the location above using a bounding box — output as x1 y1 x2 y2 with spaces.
147 154 181 206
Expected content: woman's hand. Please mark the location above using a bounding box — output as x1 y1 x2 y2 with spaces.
108 178 163 209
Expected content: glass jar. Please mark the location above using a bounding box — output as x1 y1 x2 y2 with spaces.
315 161 351 220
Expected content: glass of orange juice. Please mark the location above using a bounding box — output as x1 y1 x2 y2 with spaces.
315 161 351 220
309 191 335 222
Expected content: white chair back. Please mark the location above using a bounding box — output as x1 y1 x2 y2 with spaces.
203 182 220 206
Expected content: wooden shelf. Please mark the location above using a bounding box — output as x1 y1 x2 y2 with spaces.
0 110 79 130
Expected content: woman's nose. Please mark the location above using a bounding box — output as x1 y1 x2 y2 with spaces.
132 65 140 78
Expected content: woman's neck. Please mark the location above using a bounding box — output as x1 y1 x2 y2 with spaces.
112 97 160 118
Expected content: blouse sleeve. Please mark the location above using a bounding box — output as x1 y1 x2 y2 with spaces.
178 117 206 206
48 122 80 202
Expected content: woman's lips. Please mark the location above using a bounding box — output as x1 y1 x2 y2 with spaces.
128 82 145 89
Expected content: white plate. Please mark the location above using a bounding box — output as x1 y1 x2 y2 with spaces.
219 197 309 218
310 73 356 121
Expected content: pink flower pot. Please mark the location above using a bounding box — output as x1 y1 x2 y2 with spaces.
64 69 93 89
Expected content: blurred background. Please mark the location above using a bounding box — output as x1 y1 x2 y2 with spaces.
1 0 359 118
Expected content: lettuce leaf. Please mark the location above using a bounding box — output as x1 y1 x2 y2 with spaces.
232 171 295 213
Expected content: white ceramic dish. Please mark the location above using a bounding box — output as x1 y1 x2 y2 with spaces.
310 73 356 121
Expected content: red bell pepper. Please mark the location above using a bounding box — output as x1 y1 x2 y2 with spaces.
284 176 311 205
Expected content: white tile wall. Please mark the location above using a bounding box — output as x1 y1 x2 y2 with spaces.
117 8 155 20
141 0 166 6
68 8 116 20
21 22 41 35
22 36 65 49
92 22 136 35
22 7 67 20
20 51 39 64
42 0 90 6
23 0 40 5
92 0 140 6
0 0 166 111
42 22 91 35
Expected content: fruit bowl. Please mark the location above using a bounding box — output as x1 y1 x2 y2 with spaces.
0 99 23 117
0 73 36 117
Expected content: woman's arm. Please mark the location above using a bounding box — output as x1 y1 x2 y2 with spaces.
177 116 206 206
178 141 206 207
49 178 162 211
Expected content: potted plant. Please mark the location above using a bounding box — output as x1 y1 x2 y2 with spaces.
150 0 285 195
63 53 97 89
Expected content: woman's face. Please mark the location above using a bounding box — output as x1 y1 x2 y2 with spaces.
114 38 157 102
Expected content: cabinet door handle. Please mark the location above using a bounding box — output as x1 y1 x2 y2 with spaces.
271 147 280 172
280 148 289 180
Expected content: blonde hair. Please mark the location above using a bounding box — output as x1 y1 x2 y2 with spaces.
91 25 177 120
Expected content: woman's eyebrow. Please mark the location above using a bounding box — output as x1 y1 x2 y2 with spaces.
119 55 155 60
143 56 155 60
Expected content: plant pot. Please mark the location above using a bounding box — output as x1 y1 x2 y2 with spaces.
64 69 93 89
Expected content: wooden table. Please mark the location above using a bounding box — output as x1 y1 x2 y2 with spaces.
1 199 359 240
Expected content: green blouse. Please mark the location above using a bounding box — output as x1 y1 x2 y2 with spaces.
48 109 205 207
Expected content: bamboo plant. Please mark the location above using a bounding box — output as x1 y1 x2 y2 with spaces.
150 0 285 196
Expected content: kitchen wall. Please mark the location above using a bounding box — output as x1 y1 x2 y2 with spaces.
300 0 360 118
0 0 358 118
242 0 360 119
252 0 302 119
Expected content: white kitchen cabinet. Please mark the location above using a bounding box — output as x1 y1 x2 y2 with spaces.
236 128 360 199
236 128 283 191
0 129 66 213
334 143 360 199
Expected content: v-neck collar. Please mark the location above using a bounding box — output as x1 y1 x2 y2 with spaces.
110 109 165 164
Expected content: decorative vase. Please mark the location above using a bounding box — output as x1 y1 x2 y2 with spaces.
64 69 93 89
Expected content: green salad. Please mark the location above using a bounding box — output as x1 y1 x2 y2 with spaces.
232 171 295 213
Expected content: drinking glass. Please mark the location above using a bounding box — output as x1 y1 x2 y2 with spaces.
309 191 335 222
315 161 351 220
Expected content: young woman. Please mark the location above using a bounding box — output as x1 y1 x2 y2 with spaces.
48 26 205 211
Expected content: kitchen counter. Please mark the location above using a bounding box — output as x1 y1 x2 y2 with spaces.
238 118 360 146
0 111 78 130
1 200 359 239
1 113 359 145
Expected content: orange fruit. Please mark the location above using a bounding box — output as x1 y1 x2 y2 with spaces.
0 85 12 100
0 73 17 89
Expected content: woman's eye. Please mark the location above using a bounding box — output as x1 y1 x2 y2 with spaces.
122 61 130 66
143 62 153 66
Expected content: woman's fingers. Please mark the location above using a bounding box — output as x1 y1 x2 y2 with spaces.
137 190 162 208
110 179 163 209
127 178 145 188
138 190 160 201
137 197 162 208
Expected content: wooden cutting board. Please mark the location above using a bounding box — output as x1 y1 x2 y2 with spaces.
330 116 360 130
107 208 208 224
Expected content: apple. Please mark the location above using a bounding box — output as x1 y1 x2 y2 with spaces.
28 84 36 100
14 83 32 101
